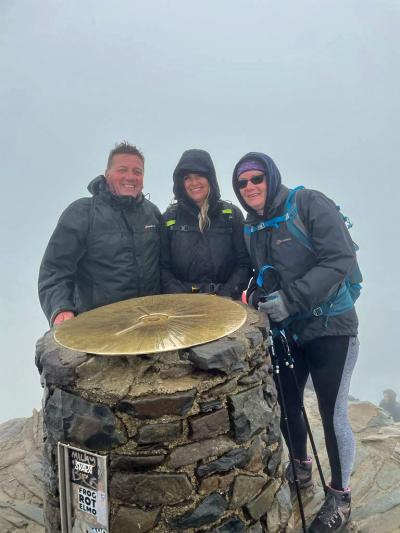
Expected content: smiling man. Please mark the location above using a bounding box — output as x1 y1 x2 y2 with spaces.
38 142 161 325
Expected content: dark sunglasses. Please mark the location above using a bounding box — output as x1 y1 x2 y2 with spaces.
237 174 266 189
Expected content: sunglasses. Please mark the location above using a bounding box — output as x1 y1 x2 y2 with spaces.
237 174 266 190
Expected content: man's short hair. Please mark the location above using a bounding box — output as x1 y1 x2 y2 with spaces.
106 141 145 170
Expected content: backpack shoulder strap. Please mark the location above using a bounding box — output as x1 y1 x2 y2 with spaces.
284 186 314 252
164 204 197 231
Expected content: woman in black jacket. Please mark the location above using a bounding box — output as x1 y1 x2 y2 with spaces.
232 152 361 533
161 149 250 299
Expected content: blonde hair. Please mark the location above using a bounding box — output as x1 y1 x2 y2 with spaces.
198 190 211 232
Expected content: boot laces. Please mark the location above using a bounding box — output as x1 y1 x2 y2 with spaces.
317 492 347 527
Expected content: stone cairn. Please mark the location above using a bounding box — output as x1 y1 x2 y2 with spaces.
36 307 291 532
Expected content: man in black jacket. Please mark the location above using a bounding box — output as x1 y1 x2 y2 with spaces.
38 142 161 325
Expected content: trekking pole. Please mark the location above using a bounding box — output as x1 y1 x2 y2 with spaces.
268 330 307 533
278 329 328 496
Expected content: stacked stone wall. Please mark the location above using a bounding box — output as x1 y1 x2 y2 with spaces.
36 308 291 532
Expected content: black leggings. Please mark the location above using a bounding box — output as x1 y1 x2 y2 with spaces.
274 335 358 490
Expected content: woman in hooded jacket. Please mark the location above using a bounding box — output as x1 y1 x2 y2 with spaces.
232 153 361 533
161 149 250 299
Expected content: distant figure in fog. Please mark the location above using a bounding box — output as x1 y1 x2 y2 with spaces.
379 389 400 422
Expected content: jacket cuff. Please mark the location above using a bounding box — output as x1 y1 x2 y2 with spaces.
50 307 75 326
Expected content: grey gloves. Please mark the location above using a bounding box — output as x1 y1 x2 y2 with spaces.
258 290 290 323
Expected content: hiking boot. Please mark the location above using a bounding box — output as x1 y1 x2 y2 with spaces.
308 486 351 532
285 457 313 490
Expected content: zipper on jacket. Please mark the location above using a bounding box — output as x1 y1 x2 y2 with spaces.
120 210 141 294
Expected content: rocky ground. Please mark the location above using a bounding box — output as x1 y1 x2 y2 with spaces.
0 410 43 532
290 393 400 532
1 396 400 532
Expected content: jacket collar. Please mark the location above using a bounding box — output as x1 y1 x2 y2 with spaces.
88 175 145 209
245 185 289 224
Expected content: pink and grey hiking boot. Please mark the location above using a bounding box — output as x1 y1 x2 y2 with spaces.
308 486 351 532
285 456 313 490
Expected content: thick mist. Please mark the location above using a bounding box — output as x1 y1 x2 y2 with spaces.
1 0 399 422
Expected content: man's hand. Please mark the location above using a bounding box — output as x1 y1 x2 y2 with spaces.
53 311 75 325
258 290 290 323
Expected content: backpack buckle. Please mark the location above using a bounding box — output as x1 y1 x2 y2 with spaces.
312 306 324 317
180 225 190 231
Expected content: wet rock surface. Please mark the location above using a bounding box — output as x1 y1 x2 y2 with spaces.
229 474 266 508
117 388 197 418
3 389 400 531
189 407 230 440
110 472 193 505
188 339 247 374
170 492 228 529
136 420 182 444
34 305 291 532
290 393 400 532
13 306 400 532
229 386 273 442
111 505 160 533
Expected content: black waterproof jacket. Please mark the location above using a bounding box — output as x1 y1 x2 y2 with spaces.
161 149 251 298
232 152 359 344
39 176 161 324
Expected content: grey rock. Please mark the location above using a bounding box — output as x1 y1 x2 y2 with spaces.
266 444 282 476
110 472 192 505
245 435 266 473
188 339 247 374
44 388 127 450
245 328 264 349
211 517 246 532
169 436 234 468
352 487 400 520
189 408 230 440
199 472 235 494
36 332 88 385
249 352 266 367
228 386 272 443
0 501 44 527
265 482 292 533
229 474 266 508
265 410 281 445
203 378 238 398
171 492 227 529
245 479 280 520
196 446 251 477
137 420 182 444
117 389 196 418
110 453 166 471
43 500 61 533
112 505 160 533
263 380 277 407
238 364 269 386
247 522 263 533
199 398 224 412
39 349 77 388
159 362 194 379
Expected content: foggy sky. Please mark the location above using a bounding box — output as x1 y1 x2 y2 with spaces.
1 0 399 423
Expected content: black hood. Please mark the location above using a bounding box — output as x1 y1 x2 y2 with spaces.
232 152 283 219
173 149 221 209
87 175 144 208
87 175 106 195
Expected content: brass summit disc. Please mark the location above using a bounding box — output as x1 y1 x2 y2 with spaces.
54 293 247 355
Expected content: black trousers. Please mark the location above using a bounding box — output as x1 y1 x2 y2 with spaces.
274 335 358 490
